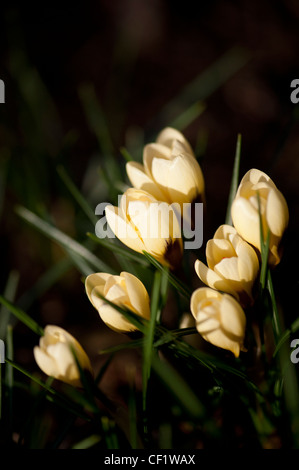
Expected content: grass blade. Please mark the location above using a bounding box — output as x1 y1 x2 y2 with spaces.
0 364 2 420
225 133 241 225
72 434 102 449
15 205 113 273
101 416 119 449
5 325 14 436
143 270 162 411
127 365 140 449
17 258 72 310
151 353 205 419
0 295 44 336
267 270 282 344
5 359 91 421
99 339 143 356
142 251 192 299
57 165 97 225
119 146 134 162
0 149 8 220
152 47 250 130
169 101 206 131
78 83 114 156
274 317 299 357
0 270 19 339
94 292 148 334
87 232 149 267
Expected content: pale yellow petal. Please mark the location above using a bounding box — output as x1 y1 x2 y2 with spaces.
139 203 178 256
198 325 241 357
266 188 289 237
156 127 194 156
194 260 238 298
97 303 138 333
196 311 220 333
105 205 144 253
85 273 111 308
242 168 272 186
214 257 240 282
231 197 261 250
235 238 259 283
46 327 92 374
126 162 167 201
219 295 246 339
34 346 58 378
105 283 128 304
103 275 121 296
214 224 237 240
47 342 76 377
206 238 235 268
127 200 152 241
121 272 150 320
161 154 204 205
190 286 221 319
143 142 171 177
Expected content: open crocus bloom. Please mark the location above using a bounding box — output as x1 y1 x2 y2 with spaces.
190 287 246 358
231 169 289 267
126 127 205 210
34 325 93 387
105 188 183 269
194 225 259 306
85 271 150 333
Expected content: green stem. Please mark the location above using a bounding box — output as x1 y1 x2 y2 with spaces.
267 270 282 344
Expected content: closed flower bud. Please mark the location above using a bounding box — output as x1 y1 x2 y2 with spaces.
33 325 93 387
190 287 246 357
85 271 150 333
105 188 183 269
194 225 259 306
231 169 289 266
126 127 205 209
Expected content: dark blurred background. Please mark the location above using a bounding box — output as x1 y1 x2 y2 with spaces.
0 0 299 448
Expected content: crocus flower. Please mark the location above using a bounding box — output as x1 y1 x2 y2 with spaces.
194 224 259 306
231 169 289 266
105 188 183 269
126 127 205 209
190 287 246 358
85 271 150 333
34 325 93 387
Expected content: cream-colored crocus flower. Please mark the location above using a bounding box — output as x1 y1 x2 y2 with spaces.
85 271 150 333
105 188 183 269
231 169 289 267
34 325 93 387
126 127 205 209
194 225 259 306
190 287 246 358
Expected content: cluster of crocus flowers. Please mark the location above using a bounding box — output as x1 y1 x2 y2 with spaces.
34 131 290 388
85 271 151 333
34 325 93 387
191 168 288 357
105 127 204 270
